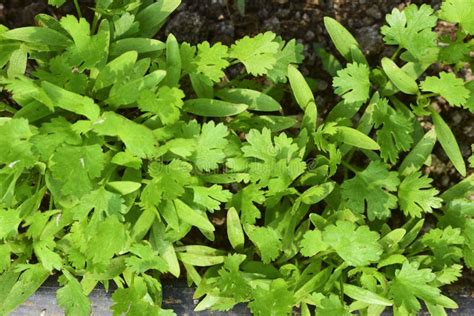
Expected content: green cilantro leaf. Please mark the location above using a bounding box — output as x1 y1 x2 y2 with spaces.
48 144 105 198
323 221 382 267
56 274 91 316
106 70 166 108
248 279 293 316
390 262 437 313
218 254 251 301
126 243 168 274
48 0 66 7
398 172 442 218
86 216 128 266
436 264 463 285
34 55 88 94
93 51 138 91
191 121 229 171
333 63 371 103
341 161 400 220
195 42 229 83
241 128 276 162
111 277 161 315
316 294 351 316
300 229 328 257
422 227 464 268
438 33 471 64
174 199 215 233
246 225 282 264
24 210 57 241
60 222 87 269
440 0 474 35
138 86 185 125
389 262 457 314
228 184 265 224
242 128 306 194
0 209 22 240
420 72 470 106
2 77 38 108
141 160 192 208
76 187 124 220
180 42 197 74
230 32 279 76
373 99 414 163
60 15 109 69
33 239 62 271
191 185 232 212
93 112 157 159
59 15 90 51
0 118 36 170
31 117 81 161
381 4 438 63
267 38 304 83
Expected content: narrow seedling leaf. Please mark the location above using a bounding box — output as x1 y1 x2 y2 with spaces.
136 0 182 38
430 109 466 176
288 65 315 111
381 57 419 95
299 182 335 205
110 38 166 56
106 181 142 195
165 33 182 87
174 199 215 232
94 51 138 91
40 82 100 120
2 27 72 48
343 284 393 306
323 17 361 61
216 88 281 112
183 99 248 117
335 126 380 150
227 207 245 250
399 129 436 175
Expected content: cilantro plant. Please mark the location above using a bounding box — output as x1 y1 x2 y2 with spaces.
0 0 472 315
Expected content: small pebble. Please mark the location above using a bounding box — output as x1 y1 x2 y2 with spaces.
367 5 382 19
305 30 316 41
451 111 462 125
441 175 450 187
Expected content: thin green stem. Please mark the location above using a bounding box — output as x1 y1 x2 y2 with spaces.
427 103 436 114
339 277 345 304
390 47 402 60
49 193 54 210
262 83 275 94
73 0 83 18
91 12 100 34
422 92 438 99
35 174 43 193
229 60 240 66
0 103 18 114
341 160 358 173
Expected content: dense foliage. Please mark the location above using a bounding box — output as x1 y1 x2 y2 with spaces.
0 0 473 315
